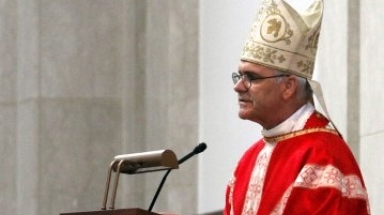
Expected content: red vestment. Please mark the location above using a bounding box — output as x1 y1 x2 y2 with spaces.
224 112 370 215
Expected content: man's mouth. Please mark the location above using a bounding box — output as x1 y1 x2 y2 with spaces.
238 96 251 102
238 97 253 106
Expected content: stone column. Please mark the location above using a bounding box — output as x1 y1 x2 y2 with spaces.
143 1 199 213
8 1 199 215
0 0 17 215
16 1 125 215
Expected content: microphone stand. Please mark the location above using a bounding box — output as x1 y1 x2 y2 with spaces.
147 169 172 212
147 142 207 212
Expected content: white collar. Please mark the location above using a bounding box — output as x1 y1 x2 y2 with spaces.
261 103 315 138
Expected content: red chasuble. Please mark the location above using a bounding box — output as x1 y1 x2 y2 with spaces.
224 112 370 215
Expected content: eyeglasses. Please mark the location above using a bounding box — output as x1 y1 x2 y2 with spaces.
232 72 289 90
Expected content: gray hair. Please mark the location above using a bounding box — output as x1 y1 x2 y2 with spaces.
274 70 313 102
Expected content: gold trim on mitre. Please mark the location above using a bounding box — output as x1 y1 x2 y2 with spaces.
241 0 323 79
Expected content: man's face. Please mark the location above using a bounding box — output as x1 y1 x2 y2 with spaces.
234 61 286 127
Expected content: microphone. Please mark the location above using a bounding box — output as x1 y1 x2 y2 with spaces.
178 142 207 165
147 142 207 212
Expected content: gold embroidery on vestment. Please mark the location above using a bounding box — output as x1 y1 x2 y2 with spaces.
263 127 338 143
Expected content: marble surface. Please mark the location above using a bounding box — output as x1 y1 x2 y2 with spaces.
3 1 199 215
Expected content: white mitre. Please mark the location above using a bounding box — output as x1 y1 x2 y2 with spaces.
242 0 340 134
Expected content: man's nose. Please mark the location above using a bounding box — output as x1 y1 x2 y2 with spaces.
233 79 247 92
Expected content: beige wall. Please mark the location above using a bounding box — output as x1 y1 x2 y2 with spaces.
360 1 384 214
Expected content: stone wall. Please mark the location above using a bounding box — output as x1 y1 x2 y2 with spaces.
0 1 198 215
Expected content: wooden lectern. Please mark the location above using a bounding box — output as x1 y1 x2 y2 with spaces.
60 208 159 215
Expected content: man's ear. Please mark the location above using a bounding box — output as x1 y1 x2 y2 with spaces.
281 75 297 100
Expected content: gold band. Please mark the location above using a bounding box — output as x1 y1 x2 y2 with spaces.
263 127 339 143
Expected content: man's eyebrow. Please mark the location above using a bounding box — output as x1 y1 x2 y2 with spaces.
241 71 262 76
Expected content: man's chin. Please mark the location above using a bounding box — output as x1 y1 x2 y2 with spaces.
238 111 251 120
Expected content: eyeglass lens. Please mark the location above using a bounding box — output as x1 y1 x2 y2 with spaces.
232 73 251 89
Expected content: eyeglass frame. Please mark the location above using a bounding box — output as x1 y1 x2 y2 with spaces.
232 72 290 90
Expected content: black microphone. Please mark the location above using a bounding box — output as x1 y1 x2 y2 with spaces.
177 142 207 165
147 142 207 212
